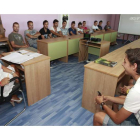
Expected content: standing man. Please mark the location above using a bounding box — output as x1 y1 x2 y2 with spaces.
60 20 69 36
104 21 112 31
94 48 140 126
24 21 40 49
50 19 63 38
9 22 37 52
92 20 100 32
39 20 52 39
69 21 77 35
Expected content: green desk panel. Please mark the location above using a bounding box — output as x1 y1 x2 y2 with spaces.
95 34 103 40
48 41 67 61
104 33 111 41
111 32 117 43
88 47 100 56
68 39 80 55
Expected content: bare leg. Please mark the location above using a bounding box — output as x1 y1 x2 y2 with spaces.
93 112 106 126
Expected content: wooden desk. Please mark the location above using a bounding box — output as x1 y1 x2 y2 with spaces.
37 31 117 62
2 51 51 106
67 35 83 56
82 39 140 113
37 37 68 62
78 40 110 62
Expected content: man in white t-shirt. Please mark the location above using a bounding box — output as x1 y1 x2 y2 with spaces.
77 22 85 34
92 20 100 32
93 48 140 126
50 19 63 38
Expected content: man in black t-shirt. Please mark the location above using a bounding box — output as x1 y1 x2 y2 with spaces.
39 20 52 39
98 20 103 30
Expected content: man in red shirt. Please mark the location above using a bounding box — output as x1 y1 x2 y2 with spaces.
82 21 89 33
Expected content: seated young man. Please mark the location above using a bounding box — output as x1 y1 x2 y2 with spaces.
77 22 85 34
69 21 77 35
60 20 69 36
82 21 90 33
0 63 22 106
94 48 140 126
50 19 63 38
98 20 105 32
24 21 41 49
39 20 52 39
9 22 38 52
104 21 112 31
92 20 100 32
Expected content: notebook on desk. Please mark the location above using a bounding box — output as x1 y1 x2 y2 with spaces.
94 58 117 67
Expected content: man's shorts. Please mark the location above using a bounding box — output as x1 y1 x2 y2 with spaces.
103 105 139 126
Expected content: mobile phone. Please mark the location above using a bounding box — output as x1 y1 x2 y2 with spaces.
97 91 102 96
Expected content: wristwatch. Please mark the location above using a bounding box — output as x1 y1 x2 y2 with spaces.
100 102 105 110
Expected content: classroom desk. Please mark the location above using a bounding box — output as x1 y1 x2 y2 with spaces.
82 39 140 113
2 51 51 106
78 40 110 62
37 37 68 62
37 31 117 62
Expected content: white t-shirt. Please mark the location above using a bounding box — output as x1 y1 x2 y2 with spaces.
92 25 99 30
123 77 140 124
50 27 61 32
50 27 61 38
77 28 83 34
0 63 15 97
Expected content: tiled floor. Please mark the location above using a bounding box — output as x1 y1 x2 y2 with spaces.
0 39 126 126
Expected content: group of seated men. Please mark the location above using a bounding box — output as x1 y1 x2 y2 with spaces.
8 19 112 51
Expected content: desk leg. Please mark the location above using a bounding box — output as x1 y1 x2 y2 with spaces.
24 59 51 106
99 42 110 57
59 56 68 63
82 68 118 113
78 42 88 62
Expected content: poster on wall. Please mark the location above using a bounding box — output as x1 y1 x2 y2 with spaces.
58 14 69 28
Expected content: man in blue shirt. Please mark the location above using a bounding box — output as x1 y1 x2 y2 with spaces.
69 21 77 35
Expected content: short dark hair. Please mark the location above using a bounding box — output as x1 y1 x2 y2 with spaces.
107 21 110 23
83 21 86 23
99 20 103 23
27 21 33 25
43 20 48 25
71 21 75 25
13 22 19 27
78 22 82 26
94 20 98 23
125 48 140 75
53 19 59 24
62 20 67 24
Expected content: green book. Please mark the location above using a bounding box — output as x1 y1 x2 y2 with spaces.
94 58 117 67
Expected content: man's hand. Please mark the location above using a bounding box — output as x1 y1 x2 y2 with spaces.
22 45 28 48
95 95 104 104
1 77 10 86
13 72 19 77
103 96 109 102
120 86 131 94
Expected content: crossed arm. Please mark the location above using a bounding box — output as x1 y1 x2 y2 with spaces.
10 41 28 48
50 30 63 37
26 32 41 39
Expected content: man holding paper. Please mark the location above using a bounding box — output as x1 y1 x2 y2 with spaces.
8 22 38 52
